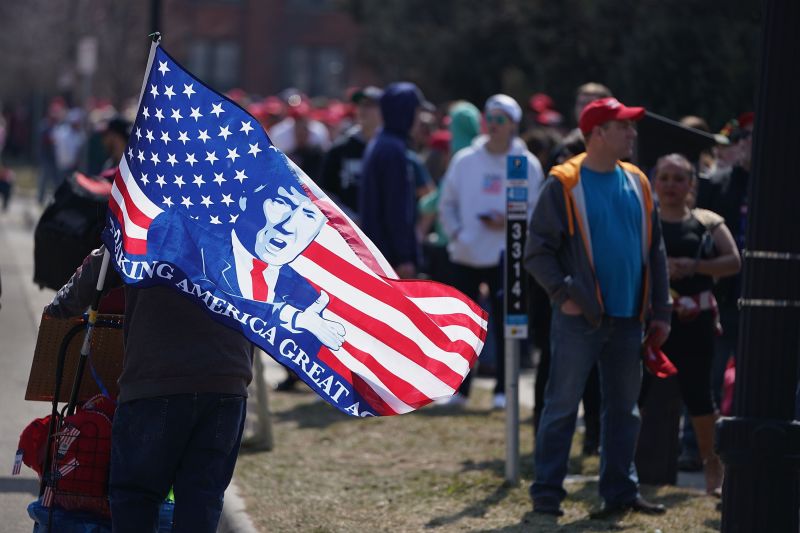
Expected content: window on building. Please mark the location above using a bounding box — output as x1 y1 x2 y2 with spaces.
285 46 311 93
283 45 345 97
316 47 345 96
187 39 241 91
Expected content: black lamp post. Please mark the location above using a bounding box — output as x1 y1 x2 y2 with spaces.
716 1 800 531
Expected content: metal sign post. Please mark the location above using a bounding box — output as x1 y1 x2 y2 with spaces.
504 155 529 484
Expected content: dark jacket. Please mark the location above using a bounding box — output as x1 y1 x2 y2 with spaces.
45 247 254 403
358 82 422 267
524 153 671 327
319 125 366 217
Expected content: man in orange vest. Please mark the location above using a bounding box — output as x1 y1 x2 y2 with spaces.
524 97 671 518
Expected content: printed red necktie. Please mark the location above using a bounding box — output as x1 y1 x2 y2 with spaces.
250 258 269 301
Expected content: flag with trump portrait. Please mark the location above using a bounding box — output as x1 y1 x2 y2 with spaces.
103 41 487 417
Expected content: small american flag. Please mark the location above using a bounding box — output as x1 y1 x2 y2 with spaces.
12 450 22 476
56 458 80 479
42 485 53 507
103 44 487 416
55 425 81 459
41 458 79 507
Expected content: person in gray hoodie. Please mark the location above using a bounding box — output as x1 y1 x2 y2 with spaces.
525 97 671 518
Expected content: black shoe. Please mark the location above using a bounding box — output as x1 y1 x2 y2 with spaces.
628 497 666 515
582 442 599 456
590 497 666 519
533 504 564 517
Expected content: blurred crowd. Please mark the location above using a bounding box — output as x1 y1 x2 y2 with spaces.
1 78 758 514
234 80 753 511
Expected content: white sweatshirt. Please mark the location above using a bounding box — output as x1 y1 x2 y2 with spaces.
268 117 331 154
439 136 544 268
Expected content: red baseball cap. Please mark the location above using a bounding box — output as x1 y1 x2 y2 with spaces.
428 129 451 152
737 111 755 129
579 97 645 135
529 92 555 113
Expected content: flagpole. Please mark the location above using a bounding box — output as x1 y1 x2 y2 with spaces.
66 33 162 411
137 33 162 109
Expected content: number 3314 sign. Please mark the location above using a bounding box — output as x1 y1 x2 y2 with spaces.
505 156 528 339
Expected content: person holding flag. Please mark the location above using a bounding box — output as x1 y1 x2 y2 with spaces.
45 247 252 533
44 37 486 532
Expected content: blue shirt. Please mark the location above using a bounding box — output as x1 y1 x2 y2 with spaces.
581 165 643 317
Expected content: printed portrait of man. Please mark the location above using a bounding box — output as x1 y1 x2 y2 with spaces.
211 176 345 350
253 183 326 266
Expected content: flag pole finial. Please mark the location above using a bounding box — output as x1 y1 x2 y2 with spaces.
148 32 161 43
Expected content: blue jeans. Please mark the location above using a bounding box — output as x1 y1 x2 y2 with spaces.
531 311 643 507
109 393 247 533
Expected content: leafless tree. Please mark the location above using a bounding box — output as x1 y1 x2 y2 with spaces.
0 0 149 107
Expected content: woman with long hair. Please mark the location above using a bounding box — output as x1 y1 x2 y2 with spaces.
652 153 741 496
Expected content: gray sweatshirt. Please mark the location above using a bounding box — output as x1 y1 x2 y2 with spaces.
439 136 544 267
45 247 253 403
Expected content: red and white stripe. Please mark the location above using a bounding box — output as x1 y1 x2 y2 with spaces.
41 458 80 507
290 163 488 415
42 485 54 507
12 450 22 476
109 156 163 255
57 458 80 478
56 426 81 458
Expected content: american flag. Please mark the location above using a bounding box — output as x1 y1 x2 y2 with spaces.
103 44 487 416
12 450 22 476
41 458 80 507
55 425 81 459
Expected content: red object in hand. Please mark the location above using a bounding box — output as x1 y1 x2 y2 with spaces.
642 341 678 378
721 356 736 415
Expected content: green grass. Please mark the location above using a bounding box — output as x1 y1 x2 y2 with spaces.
235 388 720 532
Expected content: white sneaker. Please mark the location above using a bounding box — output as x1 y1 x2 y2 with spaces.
492 393 506 409
435 392 468 407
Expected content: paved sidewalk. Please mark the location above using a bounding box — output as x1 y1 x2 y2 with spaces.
0 193 56 532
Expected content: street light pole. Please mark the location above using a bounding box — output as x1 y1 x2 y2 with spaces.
717 1 800 531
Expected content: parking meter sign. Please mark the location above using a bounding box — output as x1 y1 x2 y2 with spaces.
505 156 528 339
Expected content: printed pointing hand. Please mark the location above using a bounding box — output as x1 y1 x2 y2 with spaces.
295 291 346 350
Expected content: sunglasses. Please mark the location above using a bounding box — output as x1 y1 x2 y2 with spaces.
485 114 509 125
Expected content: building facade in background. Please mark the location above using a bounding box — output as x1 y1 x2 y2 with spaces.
163 0 371 97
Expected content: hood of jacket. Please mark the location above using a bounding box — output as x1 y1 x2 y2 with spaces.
379 82 423 138
448 101 481 153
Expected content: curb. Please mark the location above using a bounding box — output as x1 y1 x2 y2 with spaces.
218 479 259 533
